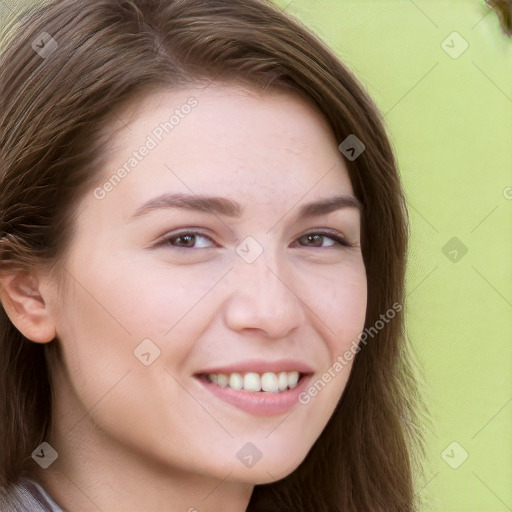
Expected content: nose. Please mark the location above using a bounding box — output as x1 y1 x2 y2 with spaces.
222 254 307 339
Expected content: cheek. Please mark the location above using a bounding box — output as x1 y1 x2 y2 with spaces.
102 255 224 336
54 253 220 399
333 285 367 353
63 246 211 340
307 264 367 355
53 275 137 409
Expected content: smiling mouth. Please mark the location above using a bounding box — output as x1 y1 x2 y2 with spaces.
196 371 308 393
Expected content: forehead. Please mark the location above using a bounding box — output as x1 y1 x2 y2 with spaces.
109 83 337 153
91 84 354 215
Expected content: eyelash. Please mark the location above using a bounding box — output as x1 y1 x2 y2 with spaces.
157 229 355 250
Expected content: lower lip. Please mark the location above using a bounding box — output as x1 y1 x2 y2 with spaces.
195 374 312 416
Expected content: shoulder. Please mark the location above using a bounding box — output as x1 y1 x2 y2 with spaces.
0 476 66 512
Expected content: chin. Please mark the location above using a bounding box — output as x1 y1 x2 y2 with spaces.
229 450 309 485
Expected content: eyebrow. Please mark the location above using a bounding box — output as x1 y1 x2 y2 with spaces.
130 192 362 220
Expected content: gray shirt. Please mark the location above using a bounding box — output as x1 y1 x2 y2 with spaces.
0 476 66 512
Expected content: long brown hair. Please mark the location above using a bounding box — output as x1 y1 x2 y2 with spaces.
0 1 428 510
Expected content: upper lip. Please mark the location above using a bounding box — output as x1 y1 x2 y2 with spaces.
195 359 314 375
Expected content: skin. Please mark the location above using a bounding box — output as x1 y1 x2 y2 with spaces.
1 84 367 512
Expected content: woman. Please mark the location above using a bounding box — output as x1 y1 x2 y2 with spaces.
0 0 427 510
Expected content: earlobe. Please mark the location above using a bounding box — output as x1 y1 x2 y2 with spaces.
0 271 56 344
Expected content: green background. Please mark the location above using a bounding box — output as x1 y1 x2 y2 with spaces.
1 0 511 510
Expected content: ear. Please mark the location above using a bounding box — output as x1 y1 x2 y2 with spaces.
0 270 56 343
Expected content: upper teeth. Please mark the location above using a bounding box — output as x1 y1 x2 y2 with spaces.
205 371 300 393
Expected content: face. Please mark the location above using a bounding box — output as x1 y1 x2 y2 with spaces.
43 84 367 485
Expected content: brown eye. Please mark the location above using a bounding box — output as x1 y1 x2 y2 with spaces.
172 234 196 247
159 231 216 249
296 231 352 248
